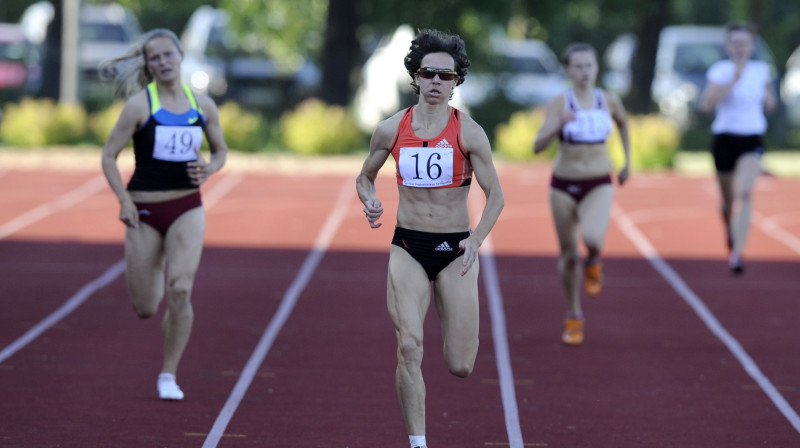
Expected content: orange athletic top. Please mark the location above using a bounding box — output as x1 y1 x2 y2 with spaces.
389 106 472 189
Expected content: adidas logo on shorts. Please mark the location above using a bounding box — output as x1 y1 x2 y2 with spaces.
435 241 454 252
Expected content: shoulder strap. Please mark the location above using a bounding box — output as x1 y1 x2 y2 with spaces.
146 82 160 115
594 88 607 110
182 84 203 115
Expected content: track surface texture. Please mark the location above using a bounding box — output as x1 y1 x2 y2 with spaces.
1 157 799 448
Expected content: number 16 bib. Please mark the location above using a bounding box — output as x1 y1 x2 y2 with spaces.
398 146 454 188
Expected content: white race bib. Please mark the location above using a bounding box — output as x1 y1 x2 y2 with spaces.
153 125 203 162
398 146 454 188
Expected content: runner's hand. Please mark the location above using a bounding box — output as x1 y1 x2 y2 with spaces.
363 198 384 228
459 236 480 276
188 147 209 185
120 199 139 228
618 164 630 186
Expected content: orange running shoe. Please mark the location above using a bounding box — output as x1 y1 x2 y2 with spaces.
562 318 585 345
584 261 603 296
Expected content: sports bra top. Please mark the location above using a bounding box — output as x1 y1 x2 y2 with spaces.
128 82 207 191
389 106 472 189
559 88 613 144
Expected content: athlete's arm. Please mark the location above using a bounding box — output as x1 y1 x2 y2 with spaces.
356 113 399 228
606 90 631 185
699 62 744 113
101 92 148 228
459 114 505 275
533 94 570 154
764 79 778 114
189 95 228 185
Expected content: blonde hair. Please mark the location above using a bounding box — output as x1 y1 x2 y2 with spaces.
99 28 183 98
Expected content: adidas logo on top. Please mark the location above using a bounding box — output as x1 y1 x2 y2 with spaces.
436 138 452 148
435 241 453 252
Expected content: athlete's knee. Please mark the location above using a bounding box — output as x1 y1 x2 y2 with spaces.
397 337 424 369
447 359 474 378
583 237 603 255
165 276 194 309
558 250 579 271
736 189 753 203
131 300 158 319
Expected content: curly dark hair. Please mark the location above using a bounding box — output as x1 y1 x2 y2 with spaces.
404 29 470 95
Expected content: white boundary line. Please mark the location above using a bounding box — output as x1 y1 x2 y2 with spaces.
612 203 800 434
755 210 800 256
0 174 107 240
700 182 800 256
0 259 126 364
0 173 243 364
480 236 524 448
202 178 353 448
470 190 524 448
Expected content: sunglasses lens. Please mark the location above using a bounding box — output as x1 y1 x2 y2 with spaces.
419 68 457 81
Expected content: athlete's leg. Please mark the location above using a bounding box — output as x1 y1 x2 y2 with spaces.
160 206 205 376
577 184 614 263
433 256 479 378
124 223 166 318
730 153 761 257
549 189 581 316
387 245 433 437
716 172 735 247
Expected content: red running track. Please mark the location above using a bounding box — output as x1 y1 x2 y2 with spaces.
0 160 799 447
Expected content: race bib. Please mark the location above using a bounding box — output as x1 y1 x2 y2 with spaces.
398 146 454 188
153 125 203 162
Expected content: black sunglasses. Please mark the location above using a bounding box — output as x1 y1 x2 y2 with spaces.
417 67 459 81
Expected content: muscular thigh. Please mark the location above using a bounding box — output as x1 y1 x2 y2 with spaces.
387 245 433 338
125 222 166 304
550 189 579 250
734 153 761 196
433 256 479 340
577 184 613 234
164 206 205 281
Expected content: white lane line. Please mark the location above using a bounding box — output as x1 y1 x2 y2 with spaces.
613 203 800 434
471 190 524 448
480 236 524 448
0 259 126 364
0 174 107 240
700 182 800 256
202 178 353 448
755 210 800 256
0 174 244 364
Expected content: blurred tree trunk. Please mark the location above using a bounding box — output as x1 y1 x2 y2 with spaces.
627 0 670 114
320 0 360 106
40 0 63 100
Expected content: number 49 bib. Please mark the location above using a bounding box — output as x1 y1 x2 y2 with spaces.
153 125 203 162
398 146 454 188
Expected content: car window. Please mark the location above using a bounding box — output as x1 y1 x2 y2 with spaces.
80 23 129 43
506 55 549 75
0 42 27 61
674 43 725 74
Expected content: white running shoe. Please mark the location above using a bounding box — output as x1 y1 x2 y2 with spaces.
157 373 184 401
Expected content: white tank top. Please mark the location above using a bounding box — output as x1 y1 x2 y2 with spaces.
707 60 770 135
560 88 613 144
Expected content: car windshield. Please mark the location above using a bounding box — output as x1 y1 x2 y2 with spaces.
506 55 550 74
673 38 775 75
0 42 27 60
81 23 129 43
674 43 724 74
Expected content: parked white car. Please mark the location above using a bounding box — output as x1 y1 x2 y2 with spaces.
780 45 800 125
458 37 567 109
